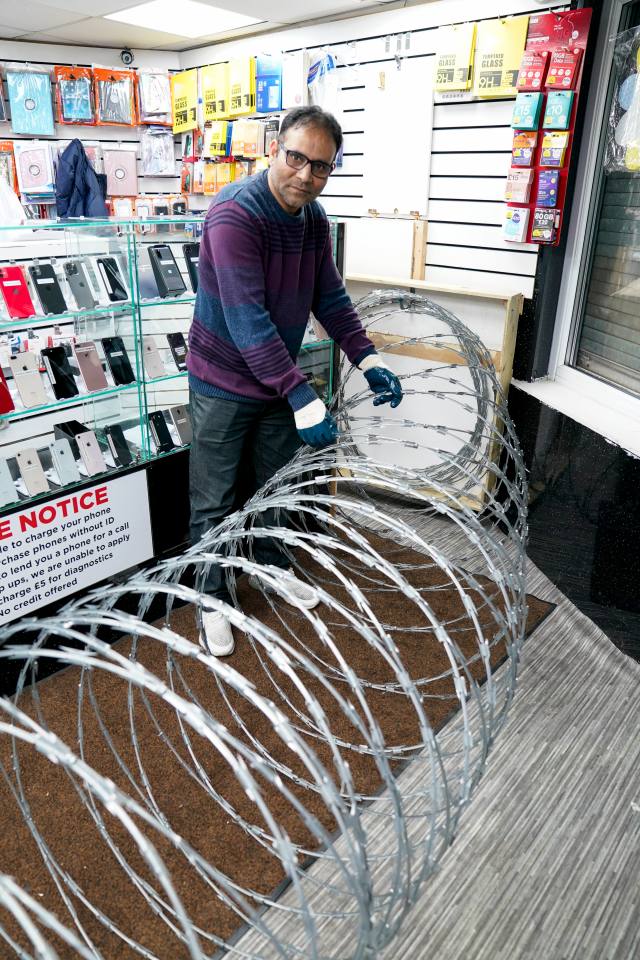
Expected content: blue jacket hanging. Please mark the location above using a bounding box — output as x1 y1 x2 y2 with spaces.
55 138 108 218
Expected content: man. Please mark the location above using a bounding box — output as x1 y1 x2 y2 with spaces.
187 104 403 656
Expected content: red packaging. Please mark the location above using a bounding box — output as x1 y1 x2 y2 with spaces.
546 48 583 90
0 367 15 415
0 266 36 320
517 50 550 91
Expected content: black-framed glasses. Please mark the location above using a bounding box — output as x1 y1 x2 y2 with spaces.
278 143 335 179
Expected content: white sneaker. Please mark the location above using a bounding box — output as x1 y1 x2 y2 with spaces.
248 569 320 610
200 609 235 657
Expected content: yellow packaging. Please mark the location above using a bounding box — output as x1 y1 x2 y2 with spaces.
473 17 529 98
201 63 229 121
204 121 229 157
243 120 265 157
203 162 217 195
434 22 477 92
171 68 198 133
229 57 256 116
216 162 235 191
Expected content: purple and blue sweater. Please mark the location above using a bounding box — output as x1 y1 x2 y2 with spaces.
187 169 376 410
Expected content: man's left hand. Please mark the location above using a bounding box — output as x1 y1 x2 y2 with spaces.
360 355 403 408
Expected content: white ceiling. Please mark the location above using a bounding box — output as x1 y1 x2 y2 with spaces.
0 0 398 51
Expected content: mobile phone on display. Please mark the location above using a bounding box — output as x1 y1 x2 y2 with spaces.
54 420 89 458
49 438 81 485
153 199 170 233
28 263 67 316
74 341 108 391
104 423 133 467
142 336 167 379
77 430 107 476
0 266 36 319
101 336 135 385
63 260 98 311
166 332 187 371
41 346 79 400
96 257 128 303
16 448 49 496
9 354 48 408
168 404 192 445
0 366 15 414
148 410 175 453
182 242 200 292
148 245 187 298
0 458 18 507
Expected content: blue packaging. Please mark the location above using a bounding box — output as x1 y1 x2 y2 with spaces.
7 71 55 136
256 55 282 113
537 170 559 207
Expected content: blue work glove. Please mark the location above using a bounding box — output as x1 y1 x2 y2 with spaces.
360 355 403 408
293 397 339 449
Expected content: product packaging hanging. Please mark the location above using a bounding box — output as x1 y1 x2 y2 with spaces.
228 58 256 116
171 69 199 134
0 90 6 123
472 16 529 98
201 63 230 122
203 121 229 157
140 127 175 176
103 148 138 195
433 22 477 92
256 54 282 112
0 142 18 194
137 71 172 125
94 68 135 125
605 26 640 173
54 66 94 124
282 51 310 108
13 140 55 197
6 70 55 136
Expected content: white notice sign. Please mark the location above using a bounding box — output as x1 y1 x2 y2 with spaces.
0 471 154 624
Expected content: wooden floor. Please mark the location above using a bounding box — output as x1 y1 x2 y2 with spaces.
233 550 640 959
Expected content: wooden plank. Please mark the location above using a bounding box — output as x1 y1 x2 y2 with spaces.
369 331 501 367
346 271 515 302
411 221 428 281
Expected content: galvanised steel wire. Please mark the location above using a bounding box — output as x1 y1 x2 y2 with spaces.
0 291 528 959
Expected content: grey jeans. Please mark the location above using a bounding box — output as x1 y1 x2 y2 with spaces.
189 388 302 600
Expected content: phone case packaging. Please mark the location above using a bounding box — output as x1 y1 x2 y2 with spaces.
6 71 55 136
103 149 138 196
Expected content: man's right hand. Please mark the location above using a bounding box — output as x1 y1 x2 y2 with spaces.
294 398 339 449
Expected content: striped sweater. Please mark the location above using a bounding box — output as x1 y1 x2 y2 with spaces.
187 169 376 409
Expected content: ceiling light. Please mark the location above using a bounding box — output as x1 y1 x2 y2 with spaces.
105 0 262 39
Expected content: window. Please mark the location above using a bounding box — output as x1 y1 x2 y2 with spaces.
568 0 640 396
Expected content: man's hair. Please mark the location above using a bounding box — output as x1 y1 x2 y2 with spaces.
278 105 343 154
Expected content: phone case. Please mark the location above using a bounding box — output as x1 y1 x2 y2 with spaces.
148 245 187 298
0 266 36 319
104 423 133 467
0 458 18 507
148 410 175 453
168 404 193 444
16 448 49 496
28 263 67 316
63 260 98 310
74 341 108 391
41 346 79 400
96 257 128 303
101 336 135 385
0 366 15 414
77 430 107 476
166 332 188 371
182 242 200 292
143 336 167 379
50 438 81 485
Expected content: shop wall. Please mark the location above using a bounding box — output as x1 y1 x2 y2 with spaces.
180 0 567 299
0 41 182 203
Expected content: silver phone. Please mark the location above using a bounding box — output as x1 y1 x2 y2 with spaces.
50 438 81 485
143 336 167 379
168 404 192 445
9 353 48 408
77 430 107 476
16 448 49 496
0 458 18 507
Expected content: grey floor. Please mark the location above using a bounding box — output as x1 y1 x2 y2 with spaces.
234 552 640 959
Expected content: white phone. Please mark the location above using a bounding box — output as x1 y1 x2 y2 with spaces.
0 458 18 507
143 336 167 379
16 448 49 496
50 438 81 485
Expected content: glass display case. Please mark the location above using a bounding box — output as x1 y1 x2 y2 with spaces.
0 215 336 514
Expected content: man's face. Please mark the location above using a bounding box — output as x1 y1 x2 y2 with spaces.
267 124 336 215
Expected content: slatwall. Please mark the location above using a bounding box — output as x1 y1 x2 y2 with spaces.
181 0 567 299
0 41 182 213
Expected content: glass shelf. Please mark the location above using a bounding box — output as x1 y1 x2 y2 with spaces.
0 302 133 332
1 381 141 422
145 371 188 386
138 295 197 308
